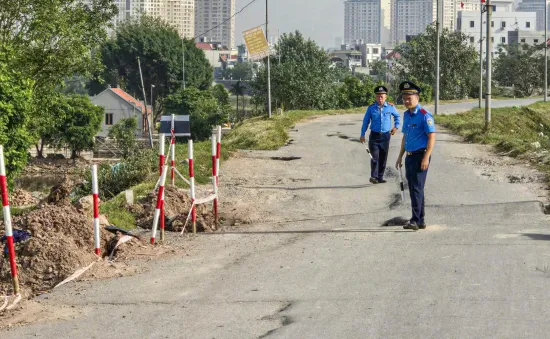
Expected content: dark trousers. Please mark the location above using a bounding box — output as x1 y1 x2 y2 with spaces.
368 131 391 180
405 151 430 224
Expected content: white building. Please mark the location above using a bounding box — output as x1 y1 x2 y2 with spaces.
81 0 195 39
195 0 236 49
380 0 392 47
392 0 437 45
457 9 537 54
516 0 550 31
360 44 383 66
344 0 381 44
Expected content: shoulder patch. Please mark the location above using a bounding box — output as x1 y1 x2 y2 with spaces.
427 118 434 126
420 108 428 115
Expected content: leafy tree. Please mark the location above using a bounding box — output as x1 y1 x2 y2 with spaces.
231 81 246 119
252 31 338 111
339 76 376 107
394 26 477 100
108 117 138 158
493 44 546 97
211 84 232 121
0 48 34 183
53 95 104 159
164 87 224 140
95 15 213 119
231 62 255 80
0 0 117 90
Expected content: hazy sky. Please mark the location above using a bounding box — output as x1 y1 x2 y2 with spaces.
235 0 345 48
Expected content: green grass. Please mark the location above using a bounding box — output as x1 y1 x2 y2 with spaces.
224 106 368 150
0 205 36 219
437 101 550 183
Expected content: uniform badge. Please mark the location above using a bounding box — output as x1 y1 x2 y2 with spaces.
404 83 410 89
427 118 434 126
379 87 383 91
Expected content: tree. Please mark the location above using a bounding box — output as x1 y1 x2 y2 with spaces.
164 87 224 140
53 95 104 159
231 81 246 119
211 84 232 121
95 15 213 119
339 76 376 107
394 26 478 100
252 31 338 111
108 117 138 158
493 44 546 97
231 62 255 81
0 47 34 183
0 0 117 90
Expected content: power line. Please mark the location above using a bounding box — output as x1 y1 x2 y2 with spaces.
193 0 261 41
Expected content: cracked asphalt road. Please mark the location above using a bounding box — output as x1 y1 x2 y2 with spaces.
2 100 550 338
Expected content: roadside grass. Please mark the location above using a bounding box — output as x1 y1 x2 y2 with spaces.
437 101 550 182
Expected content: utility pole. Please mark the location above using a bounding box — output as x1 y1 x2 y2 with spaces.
137 57 154 148
479 4 486 109
151 84 155 117
266 0 272 118
182 40 186 89
545 0 548 101
485 0 492 128
435 0 440 115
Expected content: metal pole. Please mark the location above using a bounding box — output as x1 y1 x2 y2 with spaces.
485 0 492 128
479 5 484 108
545 0 547 101
182 40 186 89
266 0 272 118
151 84 154 117
137 57 154 148
435 0 440 114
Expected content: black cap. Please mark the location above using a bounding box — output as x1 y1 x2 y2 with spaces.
374 85 388 94
399 81 421 94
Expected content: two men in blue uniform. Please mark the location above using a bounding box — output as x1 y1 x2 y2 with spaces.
360 86 401 184
395 81 436 231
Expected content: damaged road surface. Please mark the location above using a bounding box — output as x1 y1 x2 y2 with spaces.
3 108 550 338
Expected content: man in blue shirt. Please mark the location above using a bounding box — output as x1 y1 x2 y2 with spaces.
395 81 436 231
360 85 400 184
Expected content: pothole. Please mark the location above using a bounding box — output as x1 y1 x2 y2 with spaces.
338 135 349 140
382 216 409 226
338 123 356 126
270 156 302 161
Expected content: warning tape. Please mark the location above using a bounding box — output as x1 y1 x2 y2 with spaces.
54 262 95 289
179 192 218 234
174 168 190 185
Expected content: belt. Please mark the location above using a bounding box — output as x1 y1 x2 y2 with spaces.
370 131 389 135
406 149 426 156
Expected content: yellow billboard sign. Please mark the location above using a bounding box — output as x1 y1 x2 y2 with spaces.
242 26 271 61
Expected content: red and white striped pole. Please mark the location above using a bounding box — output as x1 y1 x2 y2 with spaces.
188 140 197 233
159 133 165 176
0 146 20 294
216 126 221 186
91 164 101 256
151 165 168 244
211 134 218 224
171 114 176 186
160 189 165 242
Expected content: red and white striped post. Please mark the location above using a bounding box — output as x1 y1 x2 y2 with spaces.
211 134 218 224
91 165 101 256
216 126 221 186
0 146 20 294
159 133 165 176
151 165 169 244
171 114 176 186
160 189 165 242
188 140 197 233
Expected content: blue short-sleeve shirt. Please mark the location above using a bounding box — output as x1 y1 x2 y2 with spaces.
402 104 436 152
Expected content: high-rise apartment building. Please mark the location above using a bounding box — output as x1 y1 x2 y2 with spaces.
82 0 195 39
344 0 381 45
194 0 236 49
517 0 550 31
391 0 436 44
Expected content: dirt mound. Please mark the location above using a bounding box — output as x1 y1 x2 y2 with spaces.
130 186 217 233
9 189 38 207
44 177 74 205
0 203 112 294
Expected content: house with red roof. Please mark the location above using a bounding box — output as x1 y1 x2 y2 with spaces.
90 86 152 138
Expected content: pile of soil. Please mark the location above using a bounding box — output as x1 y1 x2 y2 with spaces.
0 202 114 294
9 189 38 207
129 186 217 233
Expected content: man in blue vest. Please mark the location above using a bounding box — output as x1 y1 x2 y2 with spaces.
395 81 436 231
360 86 401 184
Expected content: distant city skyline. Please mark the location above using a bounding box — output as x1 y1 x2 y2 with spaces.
234 0 344 48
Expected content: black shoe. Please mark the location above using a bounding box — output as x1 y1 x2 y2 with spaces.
369 177 378 184
403 221 419 231
418 222 426 229
377 179 387 183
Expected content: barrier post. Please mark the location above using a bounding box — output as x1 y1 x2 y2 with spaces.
159 133 165 176
171 114 176 186
188 140 196 233
91 165 101 256
151 165 168 244
211 134 218 225
0 146 20 294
